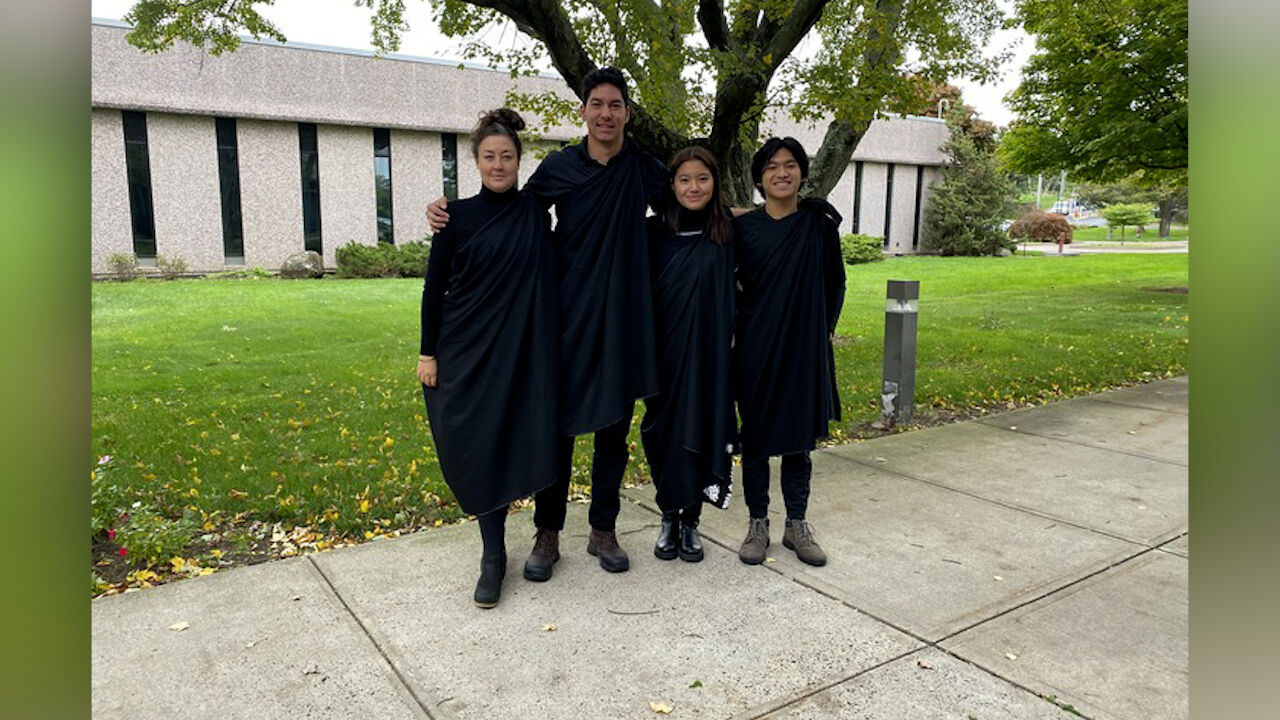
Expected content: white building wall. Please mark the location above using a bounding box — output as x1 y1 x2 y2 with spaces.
148 113 225 271
456 137 482 200
236 119 304 270
830 162 857 236
858 162 888 242
91 109 134 273
390 129 441 245
887 164 920 254
918 166 944 251
317 124 377 264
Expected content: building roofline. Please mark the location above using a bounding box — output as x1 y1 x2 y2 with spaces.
90 17 564 81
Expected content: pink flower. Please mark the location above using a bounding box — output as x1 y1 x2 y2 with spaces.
118 547 128 557
97 455 113 466
107 528 116 541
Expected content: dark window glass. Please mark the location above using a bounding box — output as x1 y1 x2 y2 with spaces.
913 165 925 250
441 132 458 201
852 161 863 234
374 128 394 244
883 163 894 246
215 117 245 261
122 110 157 258
298 123 322 253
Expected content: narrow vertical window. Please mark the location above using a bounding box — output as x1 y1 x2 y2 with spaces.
883 163 894 247
912 165 924 250
215 117 245 263
122 110 157 259
373 128 394 244
298 122 322 253
852 160 863 234
441 133 458 201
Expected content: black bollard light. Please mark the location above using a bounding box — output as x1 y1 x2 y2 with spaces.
881 279 920 427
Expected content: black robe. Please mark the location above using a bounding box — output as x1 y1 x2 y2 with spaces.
420 187 557 515
733 199 846 458
524 138 668 435
641 215 737 512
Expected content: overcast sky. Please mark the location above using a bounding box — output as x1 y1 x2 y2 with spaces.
91 0 1033 127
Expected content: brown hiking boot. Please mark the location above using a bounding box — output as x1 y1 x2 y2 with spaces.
782 519 828 567
522 528 560 582
586 528 630 573
738 517 770 565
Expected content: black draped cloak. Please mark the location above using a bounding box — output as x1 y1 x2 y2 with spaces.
733 200 846 457
640 215 737 512
524 138 667 435
421 187 557 515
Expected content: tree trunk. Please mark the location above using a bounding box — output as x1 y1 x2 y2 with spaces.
1158 192 1175 238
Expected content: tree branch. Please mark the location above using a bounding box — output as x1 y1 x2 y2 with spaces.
696 0 730 51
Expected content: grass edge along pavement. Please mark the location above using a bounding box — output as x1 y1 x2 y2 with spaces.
91 253 1188 597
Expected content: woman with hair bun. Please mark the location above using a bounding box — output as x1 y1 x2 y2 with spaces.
416 108 557 608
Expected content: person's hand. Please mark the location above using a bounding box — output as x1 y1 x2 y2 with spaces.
416 356 438 388
426 196 450 232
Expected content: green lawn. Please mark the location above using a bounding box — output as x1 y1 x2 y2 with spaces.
1067 224 1190 243
91 254 1188 591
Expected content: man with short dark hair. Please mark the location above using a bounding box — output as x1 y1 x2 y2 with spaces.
732 136 846 567
428 67 667 579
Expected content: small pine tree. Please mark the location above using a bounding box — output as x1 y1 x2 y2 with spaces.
923 119 1016 256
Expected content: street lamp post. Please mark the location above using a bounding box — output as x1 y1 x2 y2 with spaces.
881 279 920 428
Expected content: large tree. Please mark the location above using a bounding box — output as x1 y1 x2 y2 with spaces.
999 0 1187 236
122 0 1005 204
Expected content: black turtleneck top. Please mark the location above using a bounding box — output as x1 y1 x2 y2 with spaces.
649 206 713 280
420 184 521 355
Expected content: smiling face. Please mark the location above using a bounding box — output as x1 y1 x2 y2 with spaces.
476 134 519 193
579 83 629 145
760 147 802 203
672 159 714 212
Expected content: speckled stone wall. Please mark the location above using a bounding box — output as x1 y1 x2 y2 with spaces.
829 164 856 236
148 113 225 271
456 138 481 200
317 124 377 263
858 162 888 242
236 119 304 269
389 129 441 245
91 108 134 273
918 166 944 251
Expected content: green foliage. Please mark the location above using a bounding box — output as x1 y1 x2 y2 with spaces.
91 469 131 534
840 234 885 264
115 506 196 568
335 241 425 278
156 254 189 280
107 252 142 281
123 0 286 54
923 119 1017 256
1001 0 1187 185
1008 211 1072 244
205 267 274 280
1101 203 1152 239
397 241 432 278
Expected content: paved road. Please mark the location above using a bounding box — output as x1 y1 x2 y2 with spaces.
92 378 1189 720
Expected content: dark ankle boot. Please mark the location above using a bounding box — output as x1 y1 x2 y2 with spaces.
678 519 703 563
522 528 560 582
654 511 679 560
473 553 506 608
586 528 630 573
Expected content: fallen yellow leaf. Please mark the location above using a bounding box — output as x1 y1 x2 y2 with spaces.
649 701 674 714
542 624 556 632
168 621 189 632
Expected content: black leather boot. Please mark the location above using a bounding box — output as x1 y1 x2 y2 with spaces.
679 519 703 563
473 553 506 608
654 511 679 560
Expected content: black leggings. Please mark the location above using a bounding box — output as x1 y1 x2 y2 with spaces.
741 452 812 520
477 505 507 558
533 403 634 532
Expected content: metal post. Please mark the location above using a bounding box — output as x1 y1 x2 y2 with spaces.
881 280 920 427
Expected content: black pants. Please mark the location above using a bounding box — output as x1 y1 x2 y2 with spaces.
663 500 703 525
533 403 633 532
742 451 812 520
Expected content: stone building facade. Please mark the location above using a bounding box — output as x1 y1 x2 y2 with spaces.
91 20 949 274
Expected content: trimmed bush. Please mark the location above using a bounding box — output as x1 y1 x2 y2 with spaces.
1008 211 1072 245
336 241 431 278
840 234 885 264
397 240 431 278
156 255 189 280
107 252 142 281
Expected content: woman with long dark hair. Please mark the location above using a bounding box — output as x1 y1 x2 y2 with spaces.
417 109 557 607
641 146 737 563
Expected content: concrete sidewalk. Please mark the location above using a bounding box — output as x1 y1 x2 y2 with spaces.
92 378 1188 720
